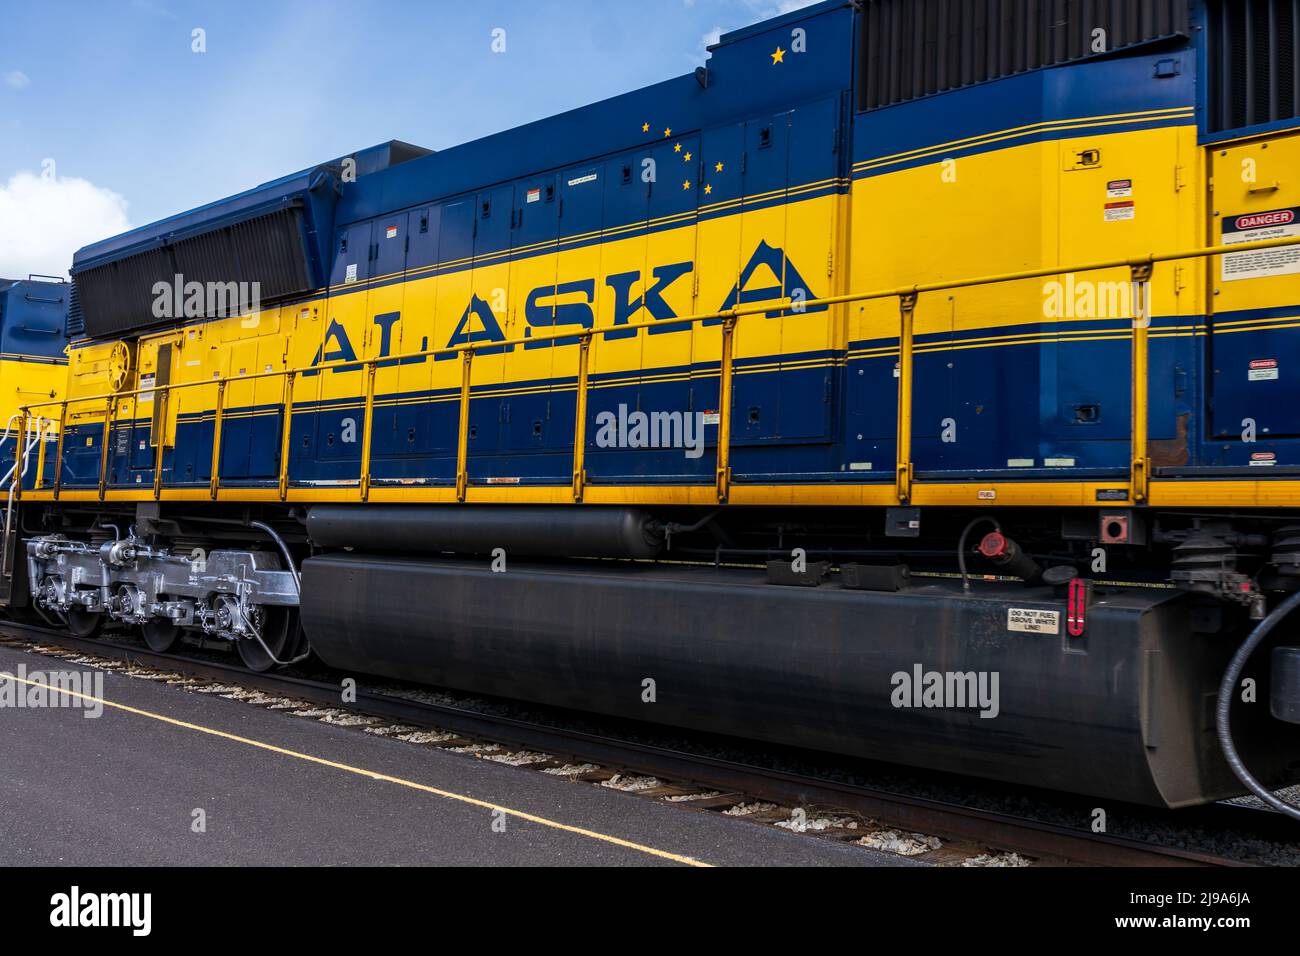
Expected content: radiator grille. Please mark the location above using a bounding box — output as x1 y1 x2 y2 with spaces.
72 204 312 339
1207 0 1300 132
857 0 1191 111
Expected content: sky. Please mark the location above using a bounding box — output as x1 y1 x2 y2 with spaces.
0 0 819 279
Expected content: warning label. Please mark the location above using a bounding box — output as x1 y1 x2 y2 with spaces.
1248 358 1280 382
1104 200 1135 222
1106 179 1133 199
1222 207 1300 281
1008 608 1061 635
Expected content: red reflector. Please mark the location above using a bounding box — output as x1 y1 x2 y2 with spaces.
1067 579 1088 637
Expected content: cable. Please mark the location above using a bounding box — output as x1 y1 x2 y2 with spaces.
957 516 1001 593
246 519 309 666
250 519 301 594
1216 589 1300 821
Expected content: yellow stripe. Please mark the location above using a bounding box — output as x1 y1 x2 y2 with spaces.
26 479 1300 509
0 670 710 867
856 105 1195 168
1212 314 1300 331
856 112 1196 173
853 106 1194 171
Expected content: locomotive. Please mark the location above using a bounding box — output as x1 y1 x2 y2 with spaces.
7 0 1300 810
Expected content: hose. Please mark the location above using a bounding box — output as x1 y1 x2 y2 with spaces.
957 516 1001 593
246 519 309 666
250 520 301 594
1216 589 1300 821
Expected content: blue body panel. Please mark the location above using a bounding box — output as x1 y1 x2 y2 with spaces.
0 279 70 361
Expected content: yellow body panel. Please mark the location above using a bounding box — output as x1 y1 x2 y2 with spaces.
24 114 1300 509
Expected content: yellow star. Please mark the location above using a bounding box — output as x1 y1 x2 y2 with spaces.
641 122 650 133
682 180 692 190
715 161 724 172
684 151 692 162
704 183 713 195
771 46 785 64
663 127 672 137
674 142 682 153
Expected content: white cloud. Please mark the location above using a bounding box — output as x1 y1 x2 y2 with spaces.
0 171 130 279
696 0 822 59
3 70 30 90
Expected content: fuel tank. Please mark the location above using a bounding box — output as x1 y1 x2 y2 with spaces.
300 555 1300 807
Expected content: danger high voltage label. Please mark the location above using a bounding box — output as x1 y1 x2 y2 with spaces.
1222 207 1300 282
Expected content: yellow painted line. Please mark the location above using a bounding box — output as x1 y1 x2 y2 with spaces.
1212 319 1300 337
854 112 1196 173
24 478 1300 508
0 670 710 868
1210 312 1300 330
852 106 1194 170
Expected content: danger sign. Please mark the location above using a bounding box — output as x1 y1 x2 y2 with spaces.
1223 206 1300 281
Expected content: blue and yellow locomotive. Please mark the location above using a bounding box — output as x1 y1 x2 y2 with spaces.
8 0 1300 809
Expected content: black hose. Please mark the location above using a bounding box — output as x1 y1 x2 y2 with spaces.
958 516 1001 593
250 520 301 594
1216 590 1300 821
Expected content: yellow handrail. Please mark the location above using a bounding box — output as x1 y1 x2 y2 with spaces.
17 233 1300 501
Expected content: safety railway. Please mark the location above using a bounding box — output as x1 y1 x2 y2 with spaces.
2 0 1300 816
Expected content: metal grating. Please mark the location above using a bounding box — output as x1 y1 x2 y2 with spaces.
73 204 312 340
66 278 85 337
1207 0 1300 132
857 0 1191 111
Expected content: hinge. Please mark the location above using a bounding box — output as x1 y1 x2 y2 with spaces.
1174 265 1186 294
827 250 834 277
1174 164 1187 192
692 271 700 298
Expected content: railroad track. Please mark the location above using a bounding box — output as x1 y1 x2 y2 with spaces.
0 618 1282 867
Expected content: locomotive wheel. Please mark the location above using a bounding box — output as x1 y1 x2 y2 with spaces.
236 607 294 672
63 609 104 639
141 619 181 653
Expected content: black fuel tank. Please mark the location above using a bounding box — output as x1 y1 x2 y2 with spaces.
300 555 1300 807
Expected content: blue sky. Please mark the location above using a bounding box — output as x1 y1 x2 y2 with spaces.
0 0 815 277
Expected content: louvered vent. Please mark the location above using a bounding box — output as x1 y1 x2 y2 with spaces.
66 278 85 338
1207 0 1300 133
71 204 312 339
857 0 1191 112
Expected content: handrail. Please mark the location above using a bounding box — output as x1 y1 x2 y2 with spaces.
18 233 1300 504
20 234 1300 415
